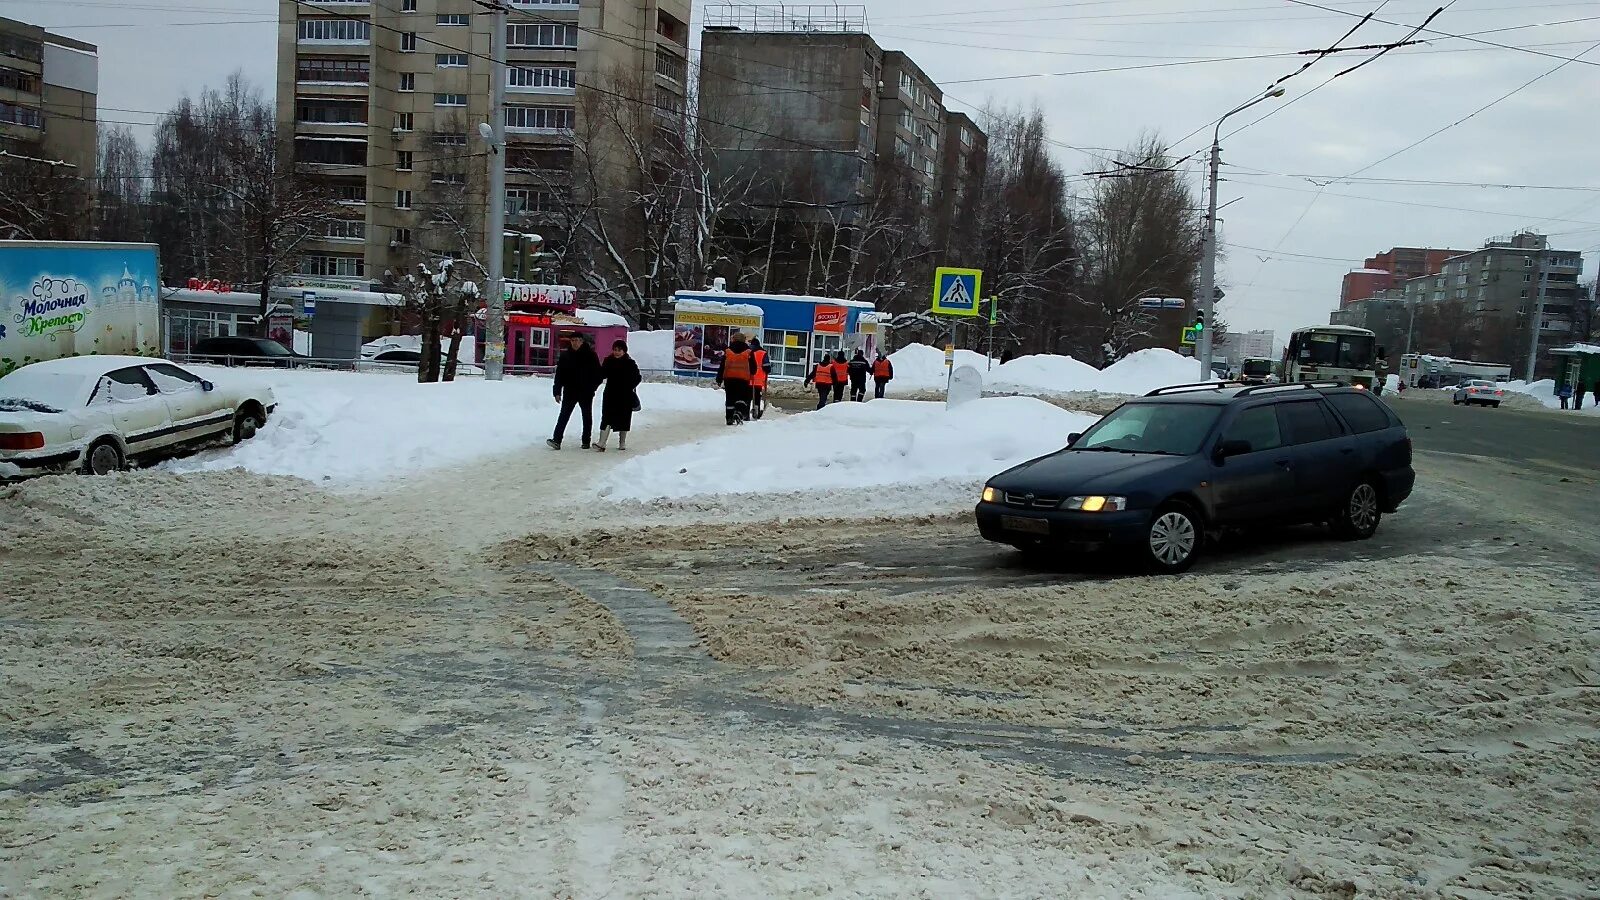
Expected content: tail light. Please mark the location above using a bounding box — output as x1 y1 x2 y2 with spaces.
0 431 46 451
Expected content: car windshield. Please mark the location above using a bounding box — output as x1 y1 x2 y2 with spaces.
1075 402 1222 455
1242 359 1271 376
249 339 293 357
0 369 87 412
1297 332 1375 369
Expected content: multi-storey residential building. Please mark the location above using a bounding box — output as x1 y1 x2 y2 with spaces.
1339 246 1464 307
277 0 690 293
935 110 985 255
1218 328 1276 367
1400 232 1584 376
0 16 96 183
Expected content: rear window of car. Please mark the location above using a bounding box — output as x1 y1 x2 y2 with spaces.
1327 392 1392 434
1276 400 1343 444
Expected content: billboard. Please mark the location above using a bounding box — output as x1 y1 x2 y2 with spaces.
671 302 763 376
0 242 162 374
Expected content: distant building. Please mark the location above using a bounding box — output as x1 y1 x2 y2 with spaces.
1340 247 1464 307
0 16 97 179
1329 294 1406 366
1219 329 1275 367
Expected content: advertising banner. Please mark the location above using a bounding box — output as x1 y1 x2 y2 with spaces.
813 305 848 334
0 242 162 375
673 303 762 375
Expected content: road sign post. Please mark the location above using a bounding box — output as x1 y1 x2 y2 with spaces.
931 267 983 318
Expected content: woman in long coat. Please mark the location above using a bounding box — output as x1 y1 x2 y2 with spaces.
594 339 642 451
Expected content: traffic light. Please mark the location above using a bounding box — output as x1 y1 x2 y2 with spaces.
1193 313 1205 335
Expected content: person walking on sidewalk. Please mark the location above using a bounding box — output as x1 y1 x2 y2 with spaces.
548 332 602 449
593 339 641 452
1592 379 1600 410
804 352 834 409
716 331 757 425
871 351 894 399
1577 381 1587 410
830 351 849 404
1558 381 1573 409
847 350 871 402
749 337 772 420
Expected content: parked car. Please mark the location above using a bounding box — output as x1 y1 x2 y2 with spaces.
0 356 275 478
1452 379 1504 408
190 336 304 367
975 381 1414 573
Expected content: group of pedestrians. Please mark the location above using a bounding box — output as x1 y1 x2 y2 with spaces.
714 332 771 425
547 331 641 451
1557 380 1600 410
804 350 894 409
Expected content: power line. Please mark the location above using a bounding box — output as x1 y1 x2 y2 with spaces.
1283 0 1600 67
1224 177 1600 226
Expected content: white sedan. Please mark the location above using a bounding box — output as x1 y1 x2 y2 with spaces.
1452 379 1505 408
0 356 276 478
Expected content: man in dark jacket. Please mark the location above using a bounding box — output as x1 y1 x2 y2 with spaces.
847 349 871 402
716 332 756 425
548 332 602 449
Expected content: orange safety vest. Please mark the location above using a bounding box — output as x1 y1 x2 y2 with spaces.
831 360 849 382
811 362 834 385
751 349 769 388
723 348 754 382
873 358 892 378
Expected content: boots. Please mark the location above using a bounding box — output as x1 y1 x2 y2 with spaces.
594 428 610 452
617 432 627 451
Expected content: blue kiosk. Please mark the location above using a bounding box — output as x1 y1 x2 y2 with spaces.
670 288 878 380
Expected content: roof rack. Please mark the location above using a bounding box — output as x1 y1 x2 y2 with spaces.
1144 380 1245 397
1234 381 1345 397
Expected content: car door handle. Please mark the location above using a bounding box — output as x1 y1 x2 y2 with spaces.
1274 459 1292 469
1339 447 1355 455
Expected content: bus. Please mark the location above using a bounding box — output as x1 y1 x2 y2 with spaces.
1239 357 1274 385
1283 325 1380 388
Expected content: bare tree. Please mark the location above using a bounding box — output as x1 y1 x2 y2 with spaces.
94 124 147 242
1413 299 1476 357
0 149 89 240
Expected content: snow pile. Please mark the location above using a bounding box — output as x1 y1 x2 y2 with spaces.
165 367 723 484
886 344 1211 397
596 397 1096 502
577 308 629 328
628 329 674 371
360 334 478 361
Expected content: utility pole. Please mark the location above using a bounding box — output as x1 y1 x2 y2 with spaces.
481 0 509 381
1196 87 1284 380
1524 243 1547 383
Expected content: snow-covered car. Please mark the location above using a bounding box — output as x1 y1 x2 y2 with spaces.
0 356 276 478
1452 379 1504 408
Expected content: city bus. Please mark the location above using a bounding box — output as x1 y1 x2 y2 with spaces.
1239 357 1275 384
1283 325 1380 388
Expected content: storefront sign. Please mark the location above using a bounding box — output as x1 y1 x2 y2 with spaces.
673 304 763 374
186 277 235 293
677 310 761 329
813 305 848 333
504 282 577 309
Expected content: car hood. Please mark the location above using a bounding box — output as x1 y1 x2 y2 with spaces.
989 449 1194 495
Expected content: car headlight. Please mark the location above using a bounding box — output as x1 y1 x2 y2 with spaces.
981 485 998 503
1064 495 1127 512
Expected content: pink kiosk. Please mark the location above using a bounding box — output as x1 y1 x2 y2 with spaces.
473 283 628 373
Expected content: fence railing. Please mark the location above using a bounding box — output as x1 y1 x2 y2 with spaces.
169 353 702 385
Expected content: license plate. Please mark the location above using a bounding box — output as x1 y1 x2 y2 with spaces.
1001 515 1050 535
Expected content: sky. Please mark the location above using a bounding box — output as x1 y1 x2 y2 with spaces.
9 0 1599 342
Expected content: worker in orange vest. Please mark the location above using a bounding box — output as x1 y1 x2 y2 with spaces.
872 351 894 399
830 351 849 404
748 337 772 420
804 351 834 409
716 332 756 425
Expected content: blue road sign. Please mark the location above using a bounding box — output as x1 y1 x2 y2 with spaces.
931 267 982 317
302 291 317 318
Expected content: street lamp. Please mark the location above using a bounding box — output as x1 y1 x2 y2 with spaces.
1196 86 1285 379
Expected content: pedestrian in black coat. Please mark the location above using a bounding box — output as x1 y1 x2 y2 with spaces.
548 332 602 449
594 340 641 451
847 350 870 401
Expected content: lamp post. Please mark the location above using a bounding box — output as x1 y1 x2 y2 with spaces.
1196 86 1284 379
479 1 509 381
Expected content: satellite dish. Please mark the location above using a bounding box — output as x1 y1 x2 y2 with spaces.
477 122 494 142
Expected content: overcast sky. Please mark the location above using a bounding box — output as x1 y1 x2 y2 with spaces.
11 0 1599 341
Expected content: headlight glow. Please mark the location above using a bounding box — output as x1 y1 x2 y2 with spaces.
1065 495 1128 512
981 486 998 503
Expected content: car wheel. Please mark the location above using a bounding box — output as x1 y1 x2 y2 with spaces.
1331 480 1382 540
82 439 124 476
1143 504 1200 574
233 408 263 444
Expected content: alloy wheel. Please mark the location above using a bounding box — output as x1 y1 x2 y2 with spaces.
1149 511 1196 567
1349 483 1379 533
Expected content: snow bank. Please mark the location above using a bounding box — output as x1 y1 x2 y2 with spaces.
628 329 674 371
165 367 723 484
596 397 1097 502
361 334 478 361
886 344 1211 397
577 308 629 328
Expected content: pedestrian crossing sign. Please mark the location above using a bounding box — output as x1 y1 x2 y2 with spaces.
932 267 983 317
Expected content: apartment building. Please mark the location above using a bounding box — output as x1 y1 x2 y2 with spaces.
935 110 985 254
1400 232 1585 375
0 16 97 176
1339 246 1464 307
278 0 690 291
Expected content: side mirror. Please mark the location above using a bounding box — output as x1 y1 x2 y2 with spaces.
200 380 215 392
1214 439 1252 461
1066 432 1082 446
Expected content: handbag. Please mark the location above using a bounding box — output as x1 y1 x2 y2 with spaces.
632 390 642 412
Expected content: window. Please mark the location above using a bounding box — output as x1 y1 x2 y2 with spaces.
432 172 466 185
296 99 367 124
507 23 577 48
394 227 412 245
655 51 686 83
295 137 368 166
899 71 914 95
654 87 683 115
323 219 366 241
401 32 417 52
1520 289 1529 299
0 101 42 129
395 112 415 131
0 66 39 93
761 330 811 378
1276 401 1341 445
504 104 574 130
1075 403 1222 456
656 10 686 44
146 363 204 394
1524 256 1534 267
1523 273 1532 282
297 18 371 42
296 255 366 278
507 146 572 172
0 33 43 63
899 110 914 132
397 150 413 170
331 182 366 203
508 65 575 90
433 132 468 146
505 188 562 214
93 368 158 404
960 127 974 148
434 93 467 106
297 57 370 83
396 189 413 209
1327 393 1392 434
436 13 469 25
436 53 468 67
1222 406 1282 453
399 72 415 92
402 0 416 10
893 136 910 160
